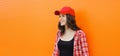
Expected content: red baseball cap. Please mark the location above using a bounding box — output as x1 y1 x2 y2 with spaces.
54 7 75 16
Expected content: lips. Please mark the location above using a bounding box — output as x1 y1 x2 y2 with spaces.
60 20 64 24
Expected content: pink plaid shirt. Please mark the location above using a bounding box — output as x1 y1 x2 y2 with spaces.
52 30 89 56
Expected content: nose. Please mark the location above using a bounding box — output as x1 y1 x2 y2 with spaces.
59 17 62 22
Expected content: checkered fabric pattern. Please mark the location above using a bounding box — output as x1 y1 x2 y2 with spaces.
52 30 89 56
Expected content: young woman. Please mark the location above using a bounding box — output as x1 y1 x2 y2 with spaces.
52 7 89 56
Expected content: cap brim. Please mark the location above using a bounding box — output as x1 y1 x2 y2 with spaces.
54 10 60 15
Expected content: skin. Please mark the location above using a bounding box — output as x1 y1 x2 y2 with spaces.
59 14 76 41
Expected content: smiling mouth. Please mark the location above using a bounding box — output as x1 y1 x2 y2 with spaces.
60 21 64 24
60 20 64 22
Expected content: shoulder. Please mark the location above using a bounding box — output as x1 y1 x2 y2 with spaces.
57 30 61 34
56 30 61 37
76 30 86 36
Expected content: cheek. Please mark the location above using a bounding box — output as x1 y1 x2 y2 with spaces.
64 18 67 24
61 18 67 25
63 17 67 23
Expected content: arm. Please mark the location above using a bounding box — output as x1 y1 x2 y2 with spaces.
52 31 60 56
79 30 89 56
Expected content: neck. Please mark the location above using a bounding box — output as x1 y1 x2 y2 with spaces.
65 25 74 33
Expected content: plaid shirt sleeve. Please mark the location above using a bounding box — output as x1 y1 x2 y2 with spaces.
78 30 89 56
52 31 60 56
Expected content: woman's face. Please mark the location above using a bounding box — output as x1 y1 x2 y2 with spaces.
59 14 67 26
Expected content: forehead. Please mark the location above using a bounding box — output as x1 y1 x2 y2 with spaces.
59 13 66 16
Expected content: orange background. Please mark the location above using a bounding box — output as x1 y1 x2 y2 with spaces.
0 0 120 56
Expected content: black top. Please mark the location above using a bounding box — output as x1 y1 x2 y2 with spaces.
57 37 74 56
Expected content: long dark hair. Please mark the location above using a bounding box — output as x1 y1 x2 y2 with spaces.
58 14 81 35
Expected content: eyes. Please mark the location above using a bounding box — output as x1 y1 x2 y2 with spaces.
59 14 65 18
